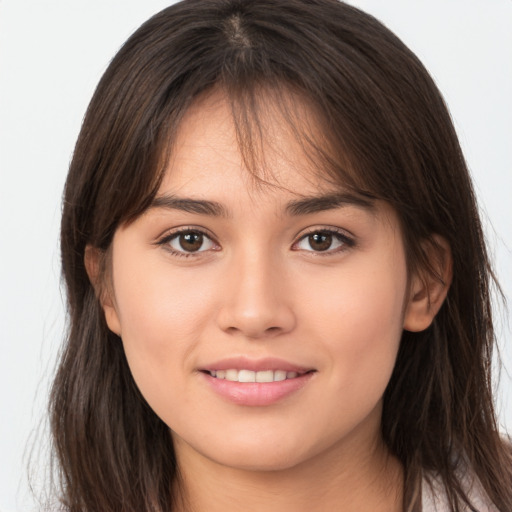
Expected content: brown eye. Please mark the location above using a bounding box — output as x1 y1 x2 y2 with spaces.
308 232 333 251
295 230 351 253
179 232 203 252
167 230 215 253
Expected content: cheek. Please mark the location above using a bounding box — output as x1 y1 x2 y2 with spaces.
302 256 407 395
110 250 219 408
113 249 217 342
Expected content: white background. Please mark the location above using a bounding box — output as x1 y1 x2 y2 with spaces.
0 1 510 511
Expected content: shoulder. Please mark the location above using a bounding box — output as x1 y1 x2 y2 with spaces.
421 468 499 512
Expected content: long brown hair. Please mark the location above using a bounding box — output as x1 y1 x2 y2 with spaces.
52 1 511 510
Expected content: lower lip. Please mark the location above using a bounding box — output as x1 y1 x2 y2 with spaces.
201 372 315 406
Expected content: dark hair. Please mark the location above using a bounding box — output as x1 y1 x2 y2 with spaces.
52 1 511 510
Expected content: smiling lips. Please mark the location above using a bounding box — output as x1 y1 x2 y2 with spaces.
208 369 301 382
201 359 315 406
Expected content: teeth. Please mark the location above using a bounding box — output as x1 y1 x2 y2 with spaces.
209 369 302 382
255 370 274 383
238 369 256 382
225 369 238 381
274 370 287 381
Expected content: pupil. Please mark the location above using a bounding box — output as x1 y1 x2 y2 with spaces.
309 233 332 251
179 232 203 252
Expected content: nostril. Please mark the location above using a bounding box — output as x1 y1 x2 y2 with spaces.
216 297 297 338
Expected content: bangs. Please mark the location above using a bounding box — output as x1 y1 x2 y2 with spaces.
221 80 380 200
117 77 381 236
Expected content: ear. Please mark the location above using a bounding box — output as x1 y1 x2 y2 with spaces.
403 235 452 332
84 245 122 337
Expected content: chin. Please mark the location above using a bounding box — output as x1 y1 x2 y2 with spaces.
211 448 307 473
180 430 313 473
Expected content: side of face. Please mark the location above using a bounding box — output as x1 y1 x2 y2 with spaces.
87 90 450 472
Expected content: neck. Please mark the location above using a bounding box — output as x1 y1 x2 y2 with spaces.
172 426 403 512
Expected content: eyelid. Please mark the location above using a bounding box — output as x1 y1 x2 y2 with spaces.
292 226 356 253
155 226 220 257
154 225 355 257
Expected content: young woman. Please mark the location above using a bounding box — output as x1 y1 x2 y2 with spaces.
50 1 512 510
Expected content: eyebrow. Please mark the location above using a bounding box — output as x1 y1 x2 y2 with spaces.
149 192 375 218
285 193 375 216
149 195 229 217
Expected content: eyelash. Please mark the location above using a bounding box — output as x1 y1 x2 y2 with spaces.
156 227 220 258
292 227 356 255
156 226 355 258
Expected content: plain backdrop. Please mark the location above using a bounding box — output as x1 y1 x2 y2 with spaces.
0 1 511 511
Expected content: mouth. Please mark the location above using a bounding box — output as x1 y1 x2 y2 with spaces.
199 357 316 405
202 369 313 383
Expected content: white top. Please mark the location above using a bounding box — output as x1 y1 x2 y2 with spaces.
422 471 499 512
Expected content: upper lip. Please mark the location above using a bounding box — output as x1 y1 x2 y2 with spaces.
200 356 314 374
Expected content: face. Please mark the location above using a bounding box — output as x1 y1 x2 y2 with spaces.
102 91 415 472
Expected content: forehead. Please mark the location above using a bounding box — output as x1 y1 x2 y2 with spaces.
161 88 350 201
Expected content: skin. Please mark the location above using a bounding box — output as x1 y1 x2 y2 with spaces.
92 90 450 512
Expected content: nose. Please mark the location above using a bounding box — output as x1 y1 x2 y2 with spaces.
215 250 297 339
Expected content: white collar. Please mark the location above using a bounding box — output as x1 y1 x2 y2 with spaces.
421 469 498 512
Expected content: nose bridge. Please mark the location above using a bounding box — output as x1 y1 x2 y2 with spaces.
217 242 296 338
